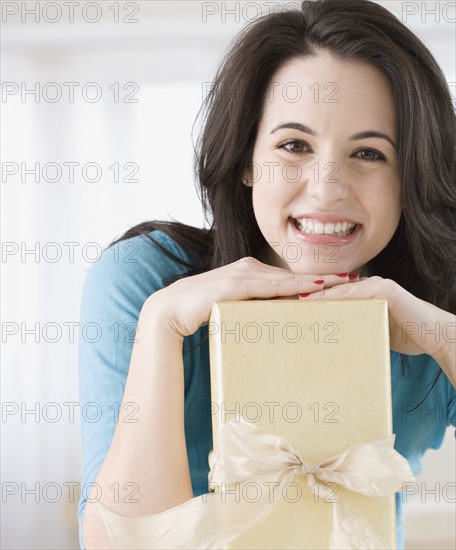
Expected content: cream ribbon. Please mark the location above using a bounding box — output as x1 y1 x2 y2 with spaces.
96 418 415 549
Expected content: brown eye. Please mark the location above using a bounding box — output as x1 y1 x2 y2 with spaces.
279 140 310 154
355 148 386 162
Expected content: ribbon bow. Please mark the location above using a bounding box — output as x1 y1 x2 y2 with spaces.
97 418 415 549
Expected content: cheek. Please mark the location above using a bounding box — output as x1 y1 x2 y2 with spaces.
252 185 289 239
385 182 403 224
362 175 401 215
254 167 298 203
369 188 402 242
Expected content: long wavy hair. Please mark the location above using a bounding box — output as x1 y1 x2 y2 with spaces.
109 0 456 404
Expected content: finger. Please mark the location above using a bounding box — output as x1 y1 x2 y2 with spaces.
233 269 358 300
224 274 314 300
266 273 356 299
298 279 387 301
312 272 354 287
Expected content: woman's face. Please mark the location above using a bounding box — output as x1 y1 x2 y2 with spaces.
247 50 402 275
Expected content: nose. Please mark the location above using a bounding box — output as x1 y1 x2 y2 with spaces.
303 150 350 204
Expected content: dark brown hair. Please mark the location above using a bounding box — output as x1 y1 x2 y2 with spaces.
109 0 455 402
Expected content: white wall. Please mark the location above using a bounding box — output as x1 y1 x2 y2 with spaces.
1 2 455 549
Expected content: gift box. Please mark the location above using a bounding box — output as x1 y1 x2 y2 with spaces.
208 299 398 550
96 298 413 550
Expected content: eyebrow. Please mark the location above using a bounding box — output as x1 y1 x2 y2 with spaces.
270 122 396 149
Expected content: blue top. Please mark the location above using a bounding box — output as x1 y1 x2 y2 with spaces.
77 230 456 550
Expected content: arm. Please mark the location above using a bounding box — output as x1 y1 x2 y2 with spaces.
301 277 456 388
76 231 198 549
82 294 193 548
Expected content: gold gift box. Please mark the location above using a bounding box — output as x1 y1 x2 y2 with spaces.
208 299 396 550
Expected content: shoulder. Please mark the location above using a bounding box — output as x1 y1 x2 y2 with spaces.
84 228 197 283
80 229 198 315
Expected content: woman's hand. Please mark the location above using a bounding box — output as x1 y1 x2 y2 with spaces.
299 276 456 386
144 257 353 340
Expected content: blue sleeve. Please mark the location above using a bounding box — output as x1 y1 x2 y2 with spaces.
76 230 193 549
391 351 455 549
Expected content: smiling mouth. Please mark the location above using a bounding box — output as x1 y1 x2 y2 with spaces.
291 217 360 237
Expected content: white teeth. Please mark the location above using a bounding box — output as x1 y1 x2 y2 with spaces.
295 218 357 236
314 222 324 234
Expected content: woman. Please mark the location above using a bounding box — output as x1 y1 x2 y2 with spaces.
78 1 455 548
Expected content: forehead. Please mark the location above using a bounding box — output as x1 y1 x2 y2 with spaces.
261 50 397 133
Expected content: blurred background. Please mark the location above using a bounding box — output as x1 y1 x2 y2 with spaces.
1 1 455 548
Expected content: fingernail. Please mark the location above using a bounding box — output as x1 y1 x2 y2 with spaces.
349 273 359 280
299 293 310 298
313 279 325 285
336 273 349 277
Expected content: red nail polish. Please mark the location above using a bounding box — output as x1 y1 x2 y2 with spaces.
349 273 359 280
336 273 349 277
313 279 324 284
299 293 310 298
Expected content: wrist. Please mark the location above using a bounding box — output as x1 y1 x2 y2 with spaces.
140 292 185 346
